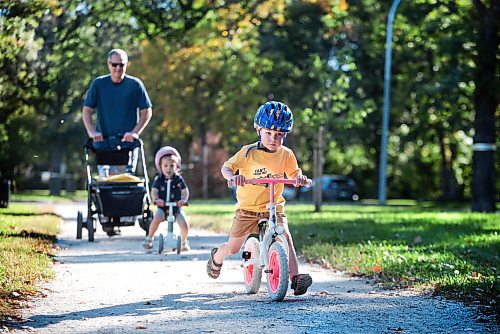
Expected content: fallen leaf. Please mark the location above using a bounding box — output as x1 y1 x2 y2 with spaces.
320 258 332 269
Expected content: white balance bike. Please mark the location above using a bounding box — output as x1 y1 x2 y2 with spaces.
237 177 311 301
158 178 187 254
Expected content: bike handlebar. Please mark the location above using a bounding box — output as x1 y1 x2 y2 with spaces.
157 201 189 208
229 177 312 187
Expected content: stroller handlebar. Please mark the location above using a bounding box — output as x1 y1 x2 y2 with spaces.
84 135 142 152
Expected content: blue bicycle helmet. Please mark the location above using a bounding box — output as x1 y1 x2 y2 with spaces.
254 101 294 133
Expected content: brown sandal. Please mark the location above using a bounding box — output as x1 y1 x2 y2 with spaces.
206 248 223 279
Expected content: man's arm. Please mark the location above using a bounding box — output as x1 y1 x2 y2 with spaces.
123 107 152 142
82 106 103 141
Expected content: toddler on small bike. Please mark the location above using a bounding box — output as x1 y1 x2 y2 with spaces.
143 146 190 251
206 101 312 297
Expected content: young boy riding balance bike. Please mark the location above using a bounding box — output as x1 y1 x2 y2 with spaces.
206 101 312 296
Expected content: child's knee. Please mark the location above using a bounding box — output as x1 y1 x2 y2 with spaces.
227 245 241 255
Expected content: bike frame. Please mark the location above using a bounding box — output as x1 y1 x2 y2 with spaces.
240 178 310 270
162 179 178 246
158 177 188 254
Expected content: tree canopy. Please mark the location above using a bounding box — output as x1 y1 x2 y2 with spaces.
0 0 497 210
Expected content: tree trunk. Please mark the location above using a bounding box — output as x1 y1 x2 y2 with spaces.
471 0 499 212
49 135 63 196
438 130 461 201
313 126 324 212
0 179 11 208
199 119 208 199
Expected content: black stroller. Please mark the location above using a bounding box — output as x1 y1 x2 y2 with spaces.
77 136 152 241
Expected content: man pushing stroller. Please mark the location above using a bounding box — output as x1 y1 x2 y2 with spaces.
82 48 153 177
82 48 153 236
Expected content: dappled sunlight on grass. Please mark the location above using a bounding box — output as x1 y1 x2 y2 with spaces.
0 203 60 320
184 201 498 308
293 205 498 307
11 190 86 202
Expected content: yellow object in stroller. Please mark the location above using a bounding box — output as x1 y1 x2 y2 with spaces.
77 137 152 241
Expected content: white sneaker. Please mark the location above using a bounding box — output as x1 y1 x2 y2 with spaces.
143 237 153 249
182 240 190 251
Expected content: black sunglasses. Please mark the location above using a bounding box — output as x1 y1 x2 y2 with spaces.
110 62 126 68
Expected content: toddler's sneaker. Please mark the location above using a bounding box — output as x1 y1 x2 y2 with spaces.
291 274 312 296
143 236 153 249
182 240 190 251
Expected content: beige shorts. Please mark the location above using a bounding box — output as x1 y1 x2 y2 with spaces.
230 209 287 238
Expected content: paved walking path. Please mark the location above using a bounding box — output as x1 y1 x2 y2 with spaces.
6 201 496 333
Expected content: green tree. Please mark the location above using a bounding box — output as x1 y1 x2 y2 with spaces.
336 0 495 204
0 1 52 182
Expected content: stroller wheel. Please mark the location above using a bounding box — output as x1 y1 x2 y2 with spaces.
87 217 94 242
105 227 121 237
176 235 182 254
138 216 150 235
76 211 83 239
158 233 164 254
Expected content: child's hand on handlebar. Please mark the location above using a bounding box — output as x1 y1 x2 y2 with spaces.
294 175 309 187
177 199 188 207
231 175 246 187
154 199 165 207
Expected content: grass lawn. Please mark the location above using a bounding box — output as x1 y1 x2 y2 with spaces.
11 190 86 202
0 195 497 321
0 202 60 321
185 200 499 313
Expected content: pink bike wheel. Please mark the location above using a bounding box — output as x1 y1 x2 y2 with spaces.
266 242 289 301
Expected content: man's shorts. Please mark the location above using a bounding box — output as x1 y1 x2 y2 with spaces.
230 209 287 238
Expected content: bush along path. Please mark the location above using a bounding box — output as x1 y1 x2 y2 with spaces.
5 202 498 333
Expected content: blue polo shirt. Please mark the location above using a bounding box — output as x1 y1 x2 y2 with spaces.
84 74 152 137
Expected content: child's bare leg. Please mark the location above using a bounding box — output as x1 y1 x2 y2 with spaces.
213 235 246 264
284 226 299 277
176 211 189 242
147 211 164 239
283 224 312 295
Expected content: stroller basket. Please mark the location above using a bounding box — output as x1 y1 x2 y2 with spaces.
94 182 146 217
78 136 153 242
95 150 130 166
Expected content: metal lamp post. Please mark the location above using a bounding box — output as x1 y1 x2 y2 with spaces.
378 0 402 205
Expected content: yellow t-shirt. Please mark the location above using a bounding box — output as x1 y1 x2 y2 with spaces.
223 142 302 213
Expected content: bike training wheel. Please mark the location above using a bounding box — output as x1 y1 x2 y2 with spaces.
158 233 164 254
243 237 262 294
87 216 94 242
266 242 289 302
176 235 182 254
76 211 83 239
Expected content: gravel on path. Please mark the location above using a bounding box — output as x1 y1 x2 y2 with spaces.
5 202 496 334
